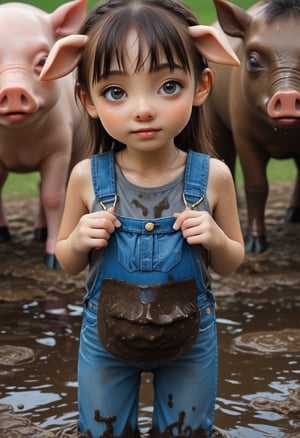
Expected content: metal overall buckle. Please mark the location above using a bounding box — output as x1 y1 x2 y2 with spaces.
182 192 204 210
97 195 118 211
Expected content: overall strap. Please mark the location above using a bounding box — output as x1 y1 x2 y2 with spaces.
91 151 117 210
183 151 209 209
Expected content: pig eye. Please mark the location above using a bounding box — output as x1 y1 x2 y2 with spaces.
34 56 48 74
247 53 264 73
38 56 48 68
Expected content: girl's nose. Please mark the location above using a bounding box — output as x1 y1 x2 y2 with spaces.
133 99 155 121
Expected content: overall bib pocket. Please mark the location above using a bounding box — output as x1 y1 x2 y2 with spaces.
97 278 200 364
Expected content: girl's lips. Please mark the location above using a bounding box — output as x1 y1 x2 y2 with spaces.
132 128 160 139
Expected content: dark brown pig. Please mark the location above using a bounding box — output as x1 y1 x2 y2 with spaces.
0 0 88 268
207 0 300 254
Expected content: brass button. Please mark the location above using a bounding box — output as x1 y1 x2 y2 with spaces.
87 301 93 309
205 307 211 315
145 222 155 231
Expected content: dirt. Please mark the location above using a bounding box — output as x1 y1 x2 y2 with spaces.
0 181 299 437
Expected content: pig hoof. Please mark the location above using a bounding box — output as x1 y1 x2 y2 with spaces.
245 235 268 254
285 207 300 223
44 253 60 270
0 226 11 242
34 227 48 242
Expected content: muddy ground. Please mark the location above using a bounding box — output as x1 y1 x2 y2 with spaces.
0 181 299 437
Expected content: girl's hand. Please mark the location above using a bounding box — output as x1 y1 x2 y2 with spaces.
172 159 244 277
173 208 225 251
70 207 121 254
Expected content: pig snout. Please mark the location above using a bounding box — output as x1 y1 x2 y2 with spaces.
267 90 300 122
0 84 37 115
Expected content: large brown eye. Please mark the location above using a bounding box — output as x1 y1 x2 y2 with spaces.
105 87 126 101
160 81 181 95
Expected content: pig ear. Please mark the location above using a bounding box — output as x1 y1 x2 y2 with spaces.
40 35 88 81
50 0 87 37
189 25 240 66
213 0 251 39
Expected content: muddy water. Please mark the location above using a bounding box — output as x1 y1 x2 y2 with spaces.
0 182 299 437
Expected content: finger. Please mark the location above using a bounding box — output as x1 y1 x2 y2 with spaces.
106 207 122 227
172 208 191 230
181 216 205 232
89 211 121 229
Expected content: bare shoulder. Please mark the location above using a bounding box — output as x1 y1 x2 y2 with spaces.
209 157 232 178
207 157 236 209
208 157 234 187
66 158 93 208
70 158 92 182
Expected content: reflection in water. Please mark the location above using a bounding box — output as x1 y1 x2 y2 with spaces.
212 286 300 438
2 286 298 437
0 296 81 434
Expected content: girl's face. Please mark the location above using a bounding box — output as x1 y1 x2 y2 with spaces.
80 30 211 153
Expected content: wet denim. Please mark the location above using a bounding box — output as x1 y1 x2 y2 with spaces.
78 151 218 438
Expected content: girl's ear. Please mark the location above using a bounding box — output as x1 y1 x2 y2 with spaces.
193 68 214 106
79 88 98 119
40 34 88 81
189 25 240 66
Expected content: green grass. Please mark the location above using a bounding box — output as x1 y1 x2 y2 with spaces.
235 159 297 188
185 0 256 23
1 0 296 198
3 172 40 199
0 0 256 22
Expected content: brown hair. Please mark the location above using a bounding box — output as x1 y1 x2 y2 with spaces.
77 0 215 155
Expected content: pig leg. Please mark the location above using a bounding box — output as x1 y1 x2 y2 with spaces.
0 169 10 242
39 154 70 269
34 180 48 242
285 157 300 222
239 146 269 254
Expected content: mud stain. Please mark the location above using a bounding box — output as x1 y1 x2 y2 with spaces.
0 182 299 437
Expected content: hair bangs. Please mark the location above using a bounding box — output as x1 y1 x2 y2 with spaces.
91 6 192 83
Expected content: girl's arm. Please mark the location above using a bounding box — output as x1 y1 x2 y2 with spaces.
173 158 244 276
55 159 121 275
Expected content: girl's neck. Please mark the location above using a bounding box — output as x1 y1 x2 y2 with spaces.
116 147 186 187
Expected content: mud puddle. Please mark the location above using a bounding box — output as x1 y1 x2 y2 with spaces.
0 182 299 437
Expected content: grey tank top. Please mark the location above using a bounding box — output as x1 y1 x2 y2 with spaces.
91 163 211 218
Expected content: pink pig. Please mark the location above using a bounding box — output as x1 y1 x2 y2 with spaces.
0 0 88 269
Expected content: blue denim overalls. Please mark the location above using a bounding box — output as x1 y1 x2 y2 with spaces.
78 151 218 438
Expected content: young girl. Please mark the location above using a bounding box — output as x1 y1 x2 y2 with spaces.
40 1 244 437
